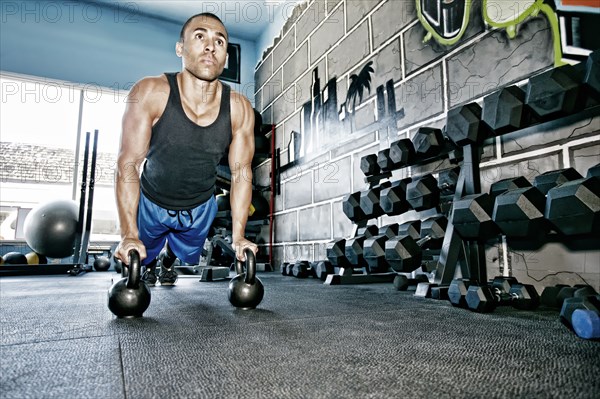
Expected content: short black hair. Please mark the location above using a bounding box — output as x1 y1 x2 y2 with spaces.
179 12 227 42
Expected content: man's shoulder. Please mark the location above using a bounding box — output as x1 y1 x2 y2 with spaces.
228 86 252 111
136 74 170 95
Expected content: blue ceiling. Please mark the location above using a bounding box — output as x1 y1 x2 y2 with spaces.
92 0 303 41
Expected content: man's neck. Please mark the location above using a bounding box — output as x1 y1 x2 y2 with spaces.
178 70 221 107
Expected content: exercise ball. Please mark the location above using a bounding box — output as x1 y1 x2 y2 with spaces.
25 252 48 265
24 200 79 259
3 252 27 264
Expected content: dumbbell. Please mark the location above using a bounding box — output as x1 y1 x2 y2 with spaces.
313 260 334 281
446 102 492 147
448 279 473 307
342 192 366 222
406 174 441 211
412 127 445 159
482 85 535 135
281 262 290 276
588 162 600 179
489 169 584 238
545 176 600 236
389 138 416 168
385 215 447 273
377 139 417 172
380 178 412 216
393 274 429 291
362 224 401 273
342 183 392 222
380 169 459 217
533 168 583 195
576 50 600 105
560 295 600 340
466 281 540 313
525 63 585 121
360 182 392 220
344 224 381 267
360 154 380 176
326 238 351 269
541 284 598 308
291 260 316 278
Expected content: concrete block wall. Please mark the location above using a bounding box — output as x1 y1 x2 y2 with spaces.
254 0 600 291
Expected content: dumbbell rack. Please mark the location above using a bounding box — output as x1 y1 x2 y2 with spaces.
330 103 600 287
325 137 464 285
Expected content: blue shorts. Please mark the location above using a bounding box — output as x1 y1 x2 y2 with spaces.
137 192 218 265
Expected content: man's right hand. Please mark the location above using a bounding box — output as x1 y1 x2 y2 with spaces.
115 237 147 265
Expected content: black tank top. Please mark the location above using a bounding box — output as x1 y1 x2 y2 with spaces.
140 73 232 210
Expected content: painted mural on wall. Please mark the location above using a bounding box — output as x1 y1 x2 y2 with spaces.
293 62 404 162
292 0 598 163
417 0 599 65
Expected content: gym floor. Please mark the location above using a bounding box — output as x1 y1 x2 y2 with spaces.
1 271 598 399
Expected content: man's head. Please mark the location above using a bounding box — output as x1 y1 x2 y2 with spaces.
176 13 229 82
179 12 228 43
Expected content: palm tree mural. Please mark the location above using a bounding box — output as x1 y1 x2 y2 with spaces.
346 61 374 132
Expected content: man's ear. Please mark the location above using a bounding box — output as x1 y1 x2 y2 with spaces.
175 41 183 58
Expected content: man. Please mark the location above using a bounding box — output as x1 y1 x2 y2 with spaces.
114 12 258 285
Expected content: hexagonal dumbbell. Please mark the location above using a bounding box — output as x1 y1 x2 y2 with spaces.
489 176 532 200
344 225 379 267
525 64 584 120
397 220 421 240
385 215 447 273
380 178 412 216
412 127 445 159
578 49 600 105
360 154 380 177
533 167 583 195
492 186 548 238
377 148 396 172
360 182 392 220
326 238 350 268
342 192 366 222
482 85 533 135
452 193 499 240
545 177 600 236
393 274 429 291
363 234 392 273
291 260 312 278
314 260 334 281
406 174 441 211
560 295 600 340
448 279 473 308
466 283 540 313
587 163 600 178
446 102 491 147
438 167 460 196
389 138 416 167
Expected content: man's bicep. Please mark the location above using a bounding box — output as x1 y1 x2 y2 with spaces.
119 98 152 161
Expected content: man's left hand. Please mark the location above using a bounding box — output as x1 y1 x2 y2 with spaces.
233 237 258 262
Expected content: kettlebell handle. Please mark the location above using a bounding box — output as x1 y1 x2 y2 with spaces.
235 248 256 285
126 249 142 290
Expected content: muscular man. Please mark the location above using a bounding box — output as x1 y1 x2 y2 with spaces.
114 12 257 285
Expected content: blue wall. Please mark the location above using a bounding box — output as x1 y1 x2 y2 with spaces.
0 1 256 103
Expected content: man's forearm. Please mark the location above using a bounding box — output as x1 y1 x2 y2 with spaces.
230 170 253 241
115 164 141 239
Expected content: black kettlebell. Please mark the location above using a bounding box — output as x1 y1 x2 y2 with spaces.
93 255 111 271
228 248 264 310
107 250 151 318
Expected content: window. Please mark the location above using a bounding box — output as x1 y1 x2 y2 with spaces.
0 74 125 242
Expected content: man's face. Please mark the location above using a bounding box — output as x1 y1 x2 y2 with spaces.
177 16 229 82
